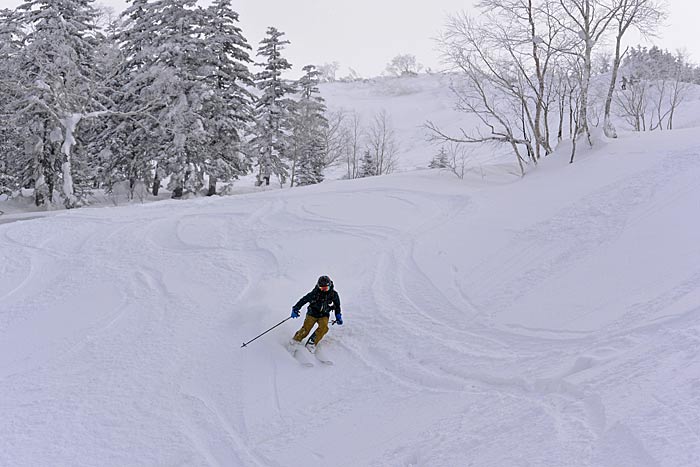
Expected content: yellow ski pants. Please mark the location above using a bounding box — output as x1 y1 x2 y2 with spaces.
293 315 329 344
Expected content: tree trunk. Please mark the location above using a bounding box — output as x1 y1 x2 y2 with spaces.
578 45 593 148
543 102 552 154
568 88 575 138
207 176 217 196
172 177 183 198
152 175 160 196
508 139 526 177
558 91 565 142
604 39 624 138
59 113 81 208
34 174 46 207
570 126 579 164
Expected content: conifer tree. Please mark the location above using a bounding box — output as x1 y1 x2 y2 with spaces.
199 0 255 195
103 0 166 196
0 8 24 196
429 147 449 169
291 65 328 186
251 27 295 186
115 0 215 197
13 0 104 207
359 149 377 178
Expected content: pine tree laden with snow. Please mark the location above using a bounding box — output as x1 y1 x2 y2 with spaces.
251 27 296 186
429 147 449 169
358 149 377 178
114 0 248 198
0 8 25 197
13 0 105 207
291 65 328 187
199 0 255 195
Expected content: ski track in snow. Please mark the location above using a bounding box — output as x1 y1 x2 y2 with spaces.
1 136 699 465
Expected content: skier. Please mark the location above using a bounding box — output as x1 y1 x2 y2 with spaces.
290 275 342 352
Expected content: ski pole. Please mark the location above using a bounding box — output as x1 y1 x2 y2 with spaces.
241 316 292 348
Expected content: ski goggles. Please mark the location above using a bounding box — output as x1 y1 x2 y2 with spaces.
318 285 330 291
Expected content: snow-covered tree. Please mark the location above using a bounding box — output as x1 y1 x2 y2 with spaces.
358 149 376 178
0 8 23 80
385 54 423 76
114 0 246 198
616 46 692 131
251 26 296 186
101 0 166 196
133 1 201 196
317 62 340 82
13 0 105 207
291 65 328 187
198 0 255 195
0 8 24 196
429 147 449 169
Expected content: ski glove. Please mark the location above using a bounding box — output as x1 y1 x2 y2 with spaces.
291 307 300 318
335 312 343 325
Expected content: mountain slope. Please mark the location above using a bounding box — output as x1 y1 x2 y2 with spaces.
1 122 699 465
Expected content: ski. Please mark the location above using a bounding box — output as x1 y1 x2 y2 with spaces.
287 342 314 367
314 353 334 365
308 345 333 365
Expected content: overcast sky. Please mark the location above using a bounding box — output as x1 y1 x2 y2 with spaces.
1 0 697 78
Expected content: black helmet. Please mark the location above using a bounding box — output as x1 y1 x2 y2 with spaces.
317 275 331 287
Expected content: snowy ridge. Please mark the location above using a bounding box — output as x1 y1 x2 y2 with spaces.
1 110 700 464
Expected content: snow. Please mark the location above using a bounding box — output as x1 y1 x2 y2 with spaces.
1 75 700 466
320 73 513 172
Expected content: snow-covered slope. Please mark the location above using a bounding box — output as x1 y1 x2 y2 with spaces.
321 73 700 174
1 117 699 465
320 73 514 173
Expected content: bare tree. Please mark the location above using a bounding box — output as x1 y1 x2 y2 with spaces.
343 111 363 179
317 62 340 82
385 54 423 77
367 110 399 175
445 143 477 179
603 0 666 138
425 82 530 177
553 0 621 162
340 67 362 82
431 12 537 176
475 0 566 159
321 109 348 167
615 76 647 130
665 55 691 130
615 48 691 132
550 59 582 142
648 53 691 131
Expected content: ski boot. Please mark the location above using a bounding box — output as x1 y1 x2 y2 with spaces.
305 333 317 354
